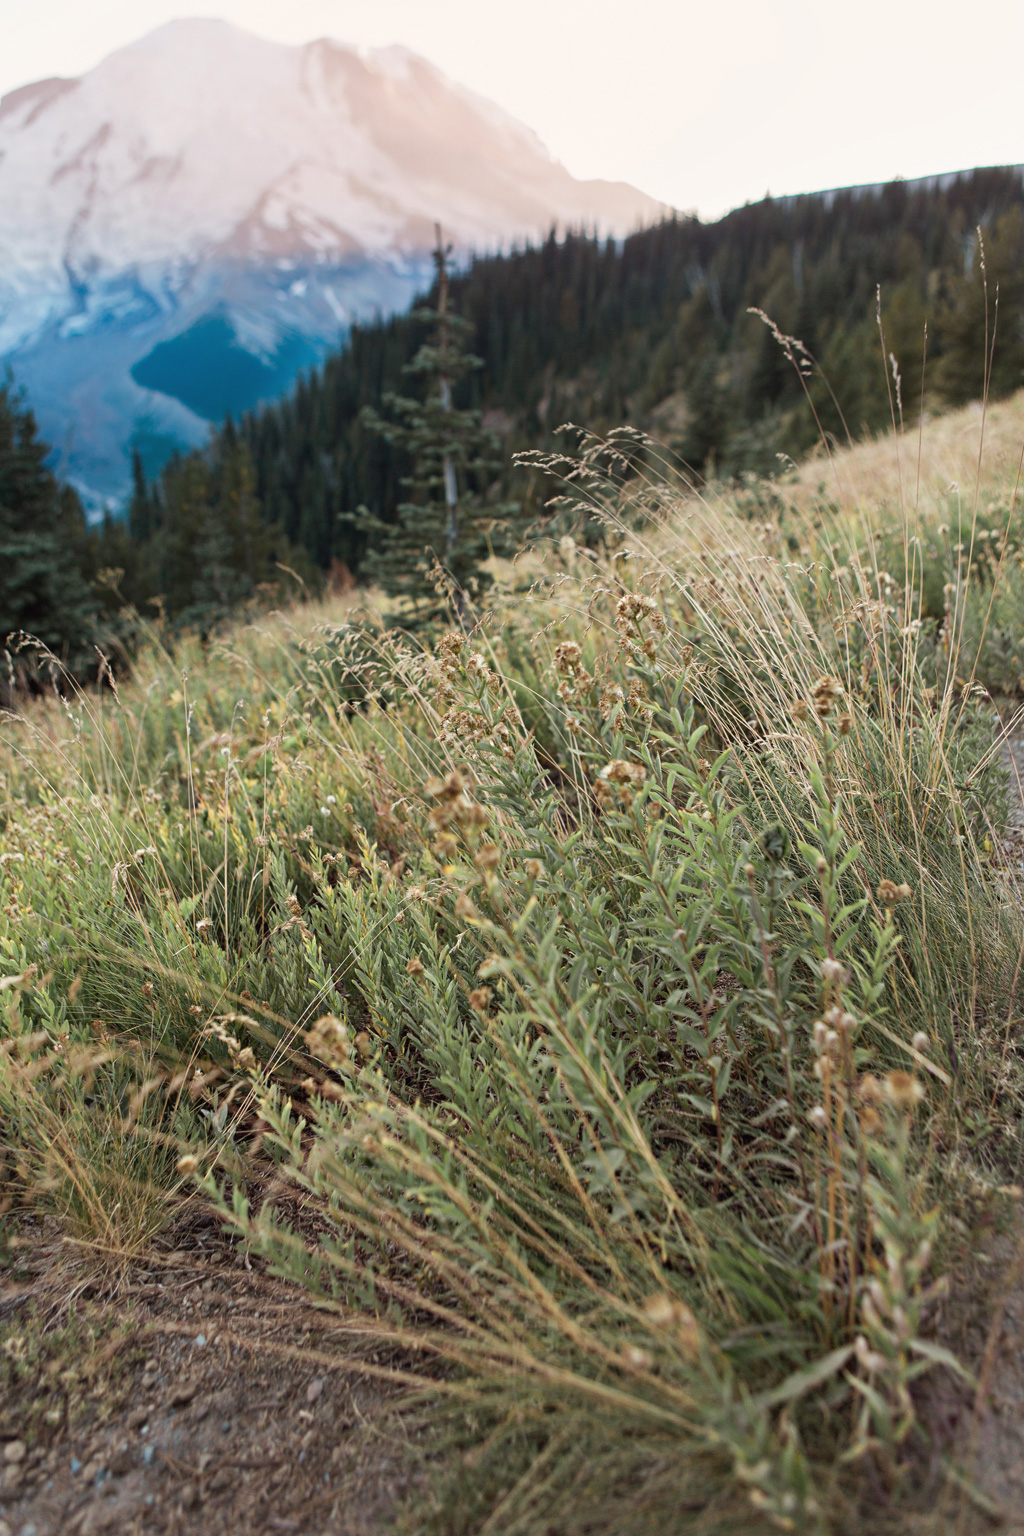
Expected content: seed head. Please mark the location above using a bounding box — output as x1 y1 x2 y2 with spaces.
884 1070 924 1108
554 640 583 675
821 957 847 985
406 956 425 977
600 759 647 786
468 987 492 1013
858 1073 885 1104
524 859 543 880
305 1014 350 1067
877 878 910 904
811 675 843 703
619 1345 653 1373
641 1293 700 1356
790 699 809 721
176 1153 200 1176
425 770 465 802
859 1105 883 1136
454 893 478 922
599 683 626 721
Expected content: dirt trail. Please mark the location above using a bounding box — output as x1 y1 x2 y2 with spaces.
0 1212 419 1536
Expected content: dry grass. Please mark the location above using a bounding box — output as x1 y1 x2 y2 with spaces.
4 396 1024 1533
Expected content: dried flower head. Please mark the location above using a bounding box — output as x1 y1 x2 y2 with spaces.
807 1105 828 1129
454 893 479 922
524 859 543 880
821 958 847 985
176 1153 200 1176
468 987 492 1013
436 631 464 674
554 640 583 675
600 759 647 786
790 699 809 722
599 683 626 721
884 1070 925 1108
837 713 853 736
877 878 911 904
594 777 615 810
474 843 502 872
305 1014 350 1067
405 956 425 977
811 675 843 703
912 1031 930 1054
858 1073 885 1104
425 770 465 802
619 1345 653 1373
641 1293 700 1356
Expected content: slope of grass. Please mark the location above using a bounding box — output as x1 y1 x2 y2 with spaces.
4 392 1024 1532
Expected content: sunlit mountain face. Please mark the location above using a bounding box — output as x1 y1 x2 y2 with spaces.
0 19 665 506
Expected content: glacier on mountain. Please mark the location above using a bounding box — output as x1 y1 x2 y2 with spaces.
0 19 664 507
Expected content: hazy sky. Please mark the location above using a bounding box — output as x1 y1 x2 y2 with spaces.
4 0 1023 216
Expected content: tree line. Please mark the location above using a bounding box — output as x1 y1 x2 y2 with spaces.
5 166 1024 679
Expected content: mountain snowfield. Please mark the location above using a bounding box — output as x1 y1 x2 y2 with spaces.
0 19 666 504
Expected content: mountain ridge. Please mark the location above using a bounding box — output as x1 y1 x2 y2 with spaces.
0 18 666 504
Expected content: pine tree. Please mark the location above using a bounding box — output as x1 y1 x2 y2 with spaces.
353 226 521 626
128 447 158 543
0 382 100 693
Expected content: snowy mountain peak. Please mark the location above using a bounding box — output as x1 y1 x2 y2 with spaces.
0 20 667 501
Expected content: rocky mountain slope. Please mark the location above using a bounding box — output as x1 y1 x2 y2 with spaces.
0 19 665 504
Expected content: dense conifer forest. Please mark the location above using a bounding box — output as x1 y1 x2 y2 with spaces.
6 165 1024 648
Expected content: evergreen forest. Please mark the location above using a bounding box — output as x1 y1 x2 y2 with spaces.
6 165 1024 653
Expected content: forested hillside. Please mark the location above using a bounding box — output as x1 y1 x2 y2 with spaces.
181 165 1024 582
8 165 1024 641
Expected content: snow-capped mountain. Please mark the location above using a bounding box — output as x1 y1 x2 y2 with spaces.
0 19 666 505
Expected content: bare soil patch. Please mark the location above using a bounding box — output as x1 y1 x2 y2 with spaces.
0 1209 420 1536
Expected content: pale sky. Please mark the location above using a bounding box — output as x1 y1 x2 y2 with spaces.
3 0 1023 217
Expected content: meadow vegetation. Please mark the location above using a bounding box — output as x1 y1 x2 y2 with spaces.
4 393 1024 1532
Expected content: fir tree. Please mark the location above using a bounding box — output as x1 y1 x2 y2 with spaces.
353 226 521 626
0 382 100 692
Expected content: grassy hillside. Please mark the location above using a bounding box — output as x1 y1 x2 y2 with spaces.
4 391 1024 1531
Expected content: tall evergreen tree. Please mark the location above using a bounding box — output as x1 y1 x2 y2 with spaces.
0 382 100 691
352 227 521 626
